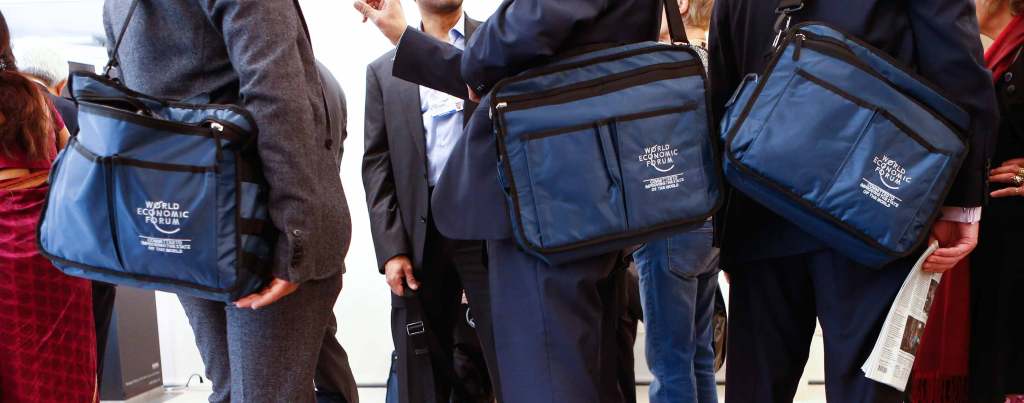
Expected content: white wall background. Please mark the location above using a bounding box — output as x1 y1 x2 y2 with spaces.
0 0 506 387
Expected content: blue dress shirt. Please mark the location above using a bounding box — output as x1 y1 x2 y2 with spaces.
420 17 467 186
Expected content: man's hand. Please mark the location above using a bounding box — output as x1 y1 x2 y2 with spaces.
923 220 979 273
234 278 300 309
353 0 408 45
384 255 419 296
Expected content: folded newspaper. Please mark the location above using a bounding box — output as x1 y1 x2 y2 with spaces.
861 241 942 391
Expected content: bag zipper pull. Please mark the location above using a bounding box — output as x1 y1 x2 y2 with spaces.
793 33 806 61
490 101 508 120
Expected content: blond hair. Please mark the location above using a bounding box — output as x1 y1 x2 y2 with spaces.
685 0 715 31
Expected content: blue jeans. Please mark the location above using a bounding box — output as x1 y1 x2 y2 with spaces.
633 221 720 403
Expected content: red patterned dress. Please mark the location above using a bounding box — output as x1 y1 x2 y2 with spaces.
0 105 96 403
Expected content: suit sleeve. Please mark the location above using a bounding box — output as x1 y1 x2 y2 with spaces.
708 0 739 125
362 64 412 273
393 28 470 99
201 0 323 283
460 0 609 95
907 0 998 207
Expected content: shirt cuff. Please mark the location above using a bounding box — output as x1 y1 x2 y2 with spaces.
939 207 982 223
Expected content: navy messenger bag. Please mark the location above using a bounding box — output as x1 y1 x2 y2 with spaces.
37 0 273 302
721 0 969 268
490 0 723 264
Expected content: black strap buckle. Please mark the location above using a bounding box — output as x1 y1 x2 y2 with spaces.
406 321 426 336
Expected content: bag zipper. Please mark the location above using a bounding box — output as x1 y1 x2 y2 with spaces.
495 62 702 114
793 28 967 136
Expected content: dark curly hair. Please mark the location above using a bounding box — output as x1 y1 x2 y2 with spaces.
1014 0 1023 15
0 10 15 71
0 72 53 162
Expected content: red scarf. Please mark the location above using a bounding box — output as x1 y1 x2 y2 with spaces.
986 14 1024 80
909 261 970 403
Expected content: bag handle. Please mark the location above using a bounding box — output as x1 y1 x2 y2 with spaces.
104 0 142 77
662 0 690 45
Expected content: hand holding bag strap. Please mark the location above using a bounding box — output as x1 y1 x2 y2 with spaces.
662 0 691 45
104 0 142 77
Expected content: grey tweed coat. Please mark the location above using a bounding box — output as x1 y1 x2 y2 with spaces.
103 0 351 283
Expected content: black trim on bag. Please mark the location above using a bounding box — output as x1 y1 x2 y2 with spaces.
501 62 703 111
524 103 698 141
71 141 217 173
797 24 968 126
70 72 259 136
497 43 699 87
797 33 966 138
723 32 968 259
494 88 722 255
79 102 218 137
795 69 941 154
491 44 724 257
34 145 252 296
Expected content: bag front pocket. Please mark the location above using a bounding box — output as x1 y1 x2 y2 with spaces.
613 104 711 231
41 141 123 271
523 124 627 249
818 109 948 251
109 158 221 289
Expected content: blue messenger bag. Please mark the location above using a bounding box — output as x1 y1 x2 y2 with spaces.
721 1 969 268
37 0 273 302
489 0 723 264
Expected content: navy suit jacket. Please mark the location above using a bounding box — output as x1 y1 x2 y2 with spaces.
708 0 999 263
392 0 662 240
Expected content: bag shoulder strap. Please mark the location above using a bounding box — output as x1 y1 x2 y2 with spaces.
662 0 690 45
104 0 142 76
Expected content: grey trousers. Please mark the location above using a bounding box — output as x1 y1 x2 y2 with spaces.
179 273 344 403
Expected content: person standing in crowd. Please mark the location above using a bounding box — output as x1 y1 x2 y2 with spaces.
708 0 996 402
361 0 497 401
632 1 721 401
314 61 361 403
102 1 353 401
0 11 95 402
355 0 662 402
970 0 1024 401
14 44 114 390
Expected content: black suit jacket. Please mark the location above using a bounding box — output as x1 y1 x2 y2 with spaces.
709 0 999 263
362 17 481 271
391 0 663 241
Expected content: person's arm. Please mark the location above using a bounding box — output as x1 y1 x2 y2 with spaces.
906 0 998 272
393 28 470 99
361 63 412 274
200 0 323 284
908 0 998 209
460 0 609 96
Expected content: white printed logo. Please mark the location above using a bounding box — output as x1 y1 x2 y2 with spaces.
873 155 913 190
639 144 685 192
639 144 680 172
860 155 912 209
135 201 192 254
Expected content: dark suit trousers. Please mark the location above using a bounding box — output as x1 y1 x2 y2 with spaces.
724 249 911 403
390 212 497 403
487 238 625 403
